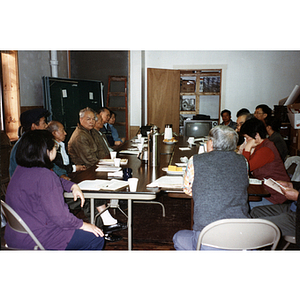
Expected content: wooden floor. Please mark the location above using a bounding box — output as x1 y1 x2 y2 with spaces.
86 194 192 250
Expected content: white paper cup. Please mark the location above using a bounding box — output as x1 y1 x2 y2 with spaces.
128 178 138 192
198 145 205 154
110 151 117 159
114 158 121 167
137 133 142 141
188 137 194 144
137 143 144 152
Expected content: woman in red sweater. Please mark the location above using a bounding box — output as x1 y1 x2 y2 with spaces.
240 118 290 209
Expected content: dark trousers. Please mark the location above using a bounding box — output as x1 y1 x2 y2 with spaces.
65 197 106 228
65 229 105 250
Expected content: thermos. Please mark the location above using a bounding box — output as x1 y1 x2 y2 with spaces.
148 125 160 166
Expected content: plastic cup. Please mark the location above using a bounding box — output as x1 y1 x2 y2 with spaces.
114 158 121 167
137 143 144 152
128 178 138 192
110 151 117 159
198 145 205 154
188 137 195 144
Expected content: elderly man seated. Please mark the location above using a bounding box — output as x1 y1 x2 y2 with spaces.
68 107 126 242
94 109 113 153
173 125 250 250
68 107 110 168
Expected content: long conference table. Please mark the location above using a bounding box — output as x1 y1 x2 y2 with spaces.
64 135 270 250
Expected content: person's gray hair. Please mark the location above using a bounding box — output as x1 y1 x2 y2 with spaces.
47 120 61 133
245 113 254 121
208 125 238 151
79 107 97 119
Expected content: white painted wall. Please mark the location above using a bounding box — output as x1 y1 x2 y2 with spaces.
130 50 300 126
129 51 142 126
18 51 68 106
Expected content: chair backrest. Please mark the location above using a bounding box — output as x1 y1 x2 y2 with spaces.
1 200 45 250
196 218 281 250
285 156 300 181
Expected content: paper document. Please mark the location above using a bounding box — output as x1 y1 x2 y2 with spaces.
98 159 128 165
95 166 121 172
179 147 192 151
78 179 128 191
249 178 262 185
147 176 184 189
263 178 286 195
119 150 140 155
107 171 123 178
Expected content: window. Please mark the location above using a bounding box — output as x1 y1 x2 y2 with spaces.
0 51 20 141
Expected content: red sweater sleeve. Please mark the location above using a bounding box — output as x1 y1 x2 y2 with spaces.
243 147 275 171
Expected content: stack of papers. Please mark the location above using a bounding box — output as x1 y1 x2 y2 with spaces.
147 176 183 189
78 179 128 191
179 147 192 151
98 159 128 165
95 166 121 172
107 171 123 178
119 149 140 155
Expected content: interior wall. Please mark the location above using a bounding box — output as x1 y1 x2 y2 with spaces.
69 50 129 102
135 50 300 123
16 50 300 128
18 51 68 107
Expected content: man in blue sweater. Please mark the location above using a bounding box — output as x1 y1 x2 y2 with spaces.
9 108 49 177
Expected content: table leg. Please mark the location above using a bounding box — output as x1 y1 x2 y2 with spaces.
90 198 95 224
191 198 194 230
128 199 132 251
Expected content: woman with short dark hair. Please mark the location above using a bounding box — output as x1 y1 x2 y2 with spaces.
240 118 290 208
4 130 104 250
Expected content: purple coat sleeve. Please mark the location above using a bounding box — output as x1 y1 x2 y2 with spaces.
39 172 83 230
59 176 76 192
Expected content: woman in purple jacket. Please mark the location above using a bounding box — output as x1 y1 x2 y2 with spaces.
4 130 104 250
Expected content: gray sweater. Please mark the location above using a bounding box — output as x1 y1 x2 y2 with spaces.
192 150 249 232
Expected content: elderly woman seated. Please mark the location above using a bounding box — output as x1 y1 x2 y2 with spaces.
240 118 290 209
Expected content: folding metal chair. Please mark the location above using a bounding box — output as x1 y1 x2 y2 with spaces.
196 218 281 250
1 200 45 250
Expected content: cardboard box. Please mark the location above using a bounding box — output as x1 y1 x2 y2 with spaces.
290 127 300 149
180 80 195 93
287 103 300 129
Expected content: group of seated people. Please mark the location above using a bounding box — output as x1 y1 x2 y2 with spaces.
5 106 126 250
3 102 299 251
174 104 298 250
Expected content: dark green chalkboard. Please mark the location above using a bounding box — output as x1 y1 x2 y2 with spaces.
42 77 104 142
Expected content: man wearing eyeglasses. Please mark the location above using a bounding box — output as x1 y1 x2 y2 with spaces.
254 104 272 123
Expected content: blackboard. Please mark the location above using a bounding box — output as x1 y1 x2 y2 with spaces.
43 76 104 142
